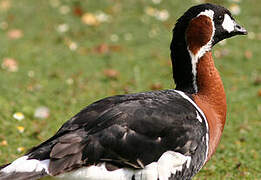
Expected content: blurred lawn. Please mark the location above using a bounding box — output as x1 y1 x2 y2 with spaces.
0 0 260 179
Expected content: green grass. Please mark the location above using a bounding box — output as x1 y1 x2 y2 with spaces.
0 0 260 179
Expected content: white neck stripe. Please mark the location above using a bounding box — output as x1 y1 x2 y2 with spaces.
187 9 215 93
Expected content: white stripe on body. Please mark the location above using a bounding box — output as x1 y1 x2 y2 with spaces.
1 156 49 174
57 151 191 180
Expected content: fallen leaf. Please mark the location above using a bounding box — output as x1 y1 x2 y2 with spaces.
0 0 11 11
82 13 99 26
0 140 8 146
73 6 83 17
150 82 163 90
103 69 119 79
1 58 18 72
244 50 252 59
258 89 261 97
144 6 156 16
94 44 109 54
109 45 122 52
7 29 23 39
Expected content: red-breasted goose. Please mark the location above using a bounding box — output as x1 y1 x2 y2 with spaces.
0 3 247 180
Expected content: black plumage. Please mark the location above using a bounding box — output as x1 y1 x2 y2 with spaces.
26 90 207 176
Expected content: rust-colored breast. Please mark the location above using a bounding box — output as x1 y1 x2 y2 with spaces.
193 52 227 161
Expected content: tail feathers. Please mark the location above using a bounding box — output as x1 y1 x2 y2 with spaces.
0 170 46 180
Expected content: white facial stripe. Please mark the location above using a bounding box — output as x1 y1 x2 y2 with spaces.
222 14 235 33
197 9 214 20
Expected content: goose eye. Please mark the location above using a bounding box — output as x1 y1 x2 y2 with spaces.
217 15 223 22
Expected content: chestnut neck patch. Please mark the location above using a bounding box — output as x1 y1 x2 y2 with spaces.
186 15 213 55
185 13 215 93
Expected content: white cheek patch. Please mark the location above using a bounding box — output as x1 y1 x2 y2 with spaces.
222 14 235 33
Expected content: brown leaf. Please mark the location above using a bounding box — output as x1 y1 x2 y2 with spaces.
244 50 253 59
109 45 122 52
103 69 119 79
73 6 83 17
7 29 23 39
1 58 18 72
0 0 11 11
94 44 109 54
258 89 261 97
150 82 163 90
0 140 8 146
81 13 99 26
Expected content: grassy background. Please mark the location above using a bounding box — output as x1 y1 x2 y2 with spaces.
0 0 260 179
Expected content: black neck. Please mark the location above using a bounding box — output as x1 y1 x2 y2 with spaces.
170 25 197 94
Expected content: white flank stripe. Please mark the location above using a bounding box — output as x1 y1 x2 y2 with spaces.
1 156 50 174
57 164 134 180
157 151 191 180
174 90 209 164
58 151 191 180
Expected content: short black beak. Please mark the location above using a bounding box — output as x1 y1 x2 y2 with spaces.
233 22 248 35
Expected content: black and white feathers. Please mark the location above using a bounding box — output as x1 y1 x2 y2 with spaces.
0 90 208 180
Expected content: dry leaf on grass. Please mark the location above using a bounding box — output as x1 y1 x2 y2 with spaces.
258 89 261 97
0 0 11 11
0 140 8 146
244 50 253 59
73 6 83 17
7 29 23 39
150 82 163 90
82 13 99 26
103 69 119 79
1 58 18 72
